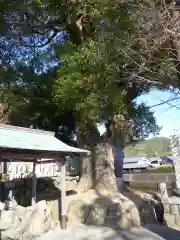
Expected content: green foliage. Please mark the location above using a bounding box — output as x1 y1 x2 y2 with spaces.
125 137 172 157
54 39 125 123
130 103 161 139
0 0 161 144
148 166 174 174
54 38 160 141
35 0 41 5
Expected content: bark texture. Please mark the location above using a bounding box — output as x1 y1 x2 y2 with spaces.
94 142 118 194
76 117 133 194
76 119 119 193
75 123 99 192
76 153 94 192
0 103 9 124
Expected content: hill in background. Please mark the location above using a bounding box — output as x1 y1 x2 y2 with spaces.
124 137 172 157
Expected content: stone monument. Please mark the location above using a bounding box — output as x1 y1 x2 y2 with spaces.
170 133 180 192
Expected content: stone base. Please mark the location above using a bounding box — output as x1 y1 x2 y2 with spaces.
66 190 140 229
0 200 56 240
159 196 180 229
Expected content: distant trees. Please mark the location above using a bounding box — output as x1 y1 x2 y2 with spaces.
124 137 172 157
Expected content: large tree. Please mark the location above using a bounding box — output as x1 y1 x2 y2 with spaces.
0 0 161 194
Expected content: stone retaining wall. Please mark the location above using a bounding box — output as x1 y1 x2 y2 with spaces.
162 197 180 228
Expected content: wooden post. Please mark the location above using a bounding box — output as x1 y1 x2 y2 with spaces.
60 159 67 230
8 161 13 200
31 161 37 206
3 162 7 175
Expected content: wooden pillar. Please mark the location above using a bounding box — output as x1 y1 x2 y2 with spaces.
31 161 37 206
3 162 7 175
60 159 67 230
8 161 13 200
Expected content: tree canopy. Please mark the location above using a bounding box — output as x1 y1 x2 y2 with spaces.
1 0 176 145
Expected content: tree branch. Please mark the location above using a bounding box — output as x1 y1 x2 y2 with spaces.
150 96 180 109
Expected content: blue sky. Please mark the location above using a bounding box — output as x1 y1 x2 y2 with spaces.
137 89 180 138
97 89 180 138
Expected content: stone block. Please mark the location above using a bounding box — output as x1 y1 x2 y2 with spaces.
0 210 15 230
68 200 90 224
131 207 141 227
163 203 170 213
169 197 180 205
178 205 180 214
174 215 180 226
106 203 122 226
116 212 132 229
47 200 59 221
23 201 52 238
86 203 108 225
170 204 179 215
164 213 175 228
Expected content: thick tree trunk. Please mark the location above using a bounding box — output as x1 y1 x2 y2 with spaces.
94 141 118 194
76 123 119 193
76 153 94 192
75 123 99 192
76 116 132 193
76 140 119 194
113 141 124 178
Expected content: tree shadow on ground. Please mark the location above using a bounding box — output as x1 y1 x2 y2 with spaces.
122 185 164 225
144 224 180 240
79 192 180 240
76 181 180 240
80 225 180 240
121 187 180 239
79 188 140 230
106 227 180 240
